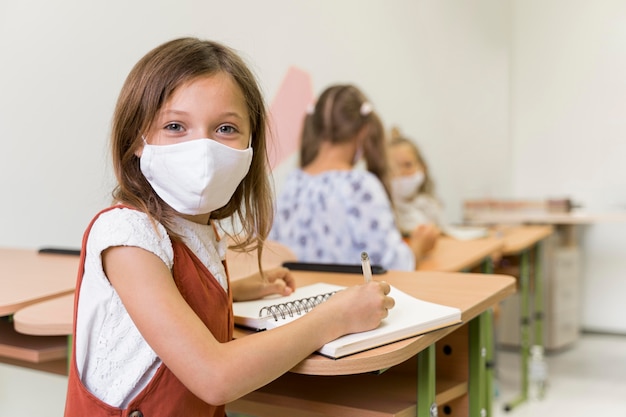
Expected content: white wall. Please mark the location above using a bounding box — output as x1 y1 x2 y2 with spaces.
0 0 510 250
511 0 626 333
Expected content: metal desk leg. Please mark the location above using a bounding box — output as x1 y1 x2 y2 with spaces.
67 334 72 373
532 242 547 399
482 259 495 417
483 309 495 416
469 314 487 417
503 249 530 411
417 344 437 417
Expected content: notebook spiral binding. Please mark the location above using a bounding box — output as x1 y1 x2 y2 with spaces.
259 291 338 321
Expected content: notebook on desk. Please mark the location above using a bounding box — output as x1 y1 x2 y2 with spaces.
233 282 462 359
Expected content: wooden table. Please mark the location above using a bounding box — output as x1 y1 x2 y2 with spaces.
228 270 515 417
8 240 296 375
13 294 74 336
0 248 79 374
415 226 554 413
11 240 296 336
417 236 503 273
0 248 78 316
7 244 515 416
416 234 504 415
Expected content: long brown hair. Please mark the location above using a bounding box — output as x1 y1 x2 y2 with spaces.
111 37 273 252
300 84 391 196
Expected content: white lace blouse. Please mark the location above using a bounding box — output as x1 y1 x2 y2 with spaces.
75 207 227 408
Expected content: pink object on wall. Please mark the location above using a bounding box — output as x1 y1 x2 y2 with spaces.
266 66 314 170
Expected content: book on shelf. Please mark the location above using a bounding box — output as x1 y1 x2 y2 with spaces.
232 282 462 359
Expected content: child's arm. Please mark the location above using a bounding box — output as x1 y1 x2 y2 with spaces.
103 245 393 405
230 266 296 301
407 223 440 262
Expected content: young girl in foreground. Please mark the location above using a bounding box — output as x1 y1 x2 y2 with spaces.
64 38 394 417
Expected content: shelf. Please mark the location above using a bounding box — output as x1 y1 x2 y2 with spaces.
228 356 468 417
0 319 67 364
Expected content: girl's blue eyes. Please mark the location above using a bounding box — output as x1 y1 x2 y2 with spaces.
164 123 184 132
217 125 236 134
162 124 237 134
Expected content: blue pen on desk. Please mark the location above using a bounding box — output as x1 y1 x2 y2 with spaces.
361 252 373 283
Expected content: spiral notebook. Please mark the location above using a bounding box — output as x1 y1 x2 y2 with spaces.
233 282 462 358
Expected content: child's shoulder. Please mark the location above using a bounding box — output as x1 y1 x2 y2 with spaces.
82 206 175 271
345 169 387 193
89 206 171 254
92 206 156 229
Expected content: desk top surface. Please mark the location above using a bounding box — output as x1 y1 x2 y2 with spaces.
13 293 75 336
417 236 502 272
466 210 626 225
415 224 553 272
0 248 79 316
494 224 554 255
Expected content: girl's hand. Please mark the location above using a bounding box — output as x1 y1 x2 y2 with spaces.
319 281 395 337
408 223 439 259
231 266 296 301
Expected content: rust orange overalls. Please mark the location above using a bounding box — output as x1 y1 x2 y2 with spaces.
64 206 233 417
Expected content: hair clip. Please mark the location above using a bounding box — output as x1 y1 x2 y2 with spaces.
360 102 373 116
306 103 315 115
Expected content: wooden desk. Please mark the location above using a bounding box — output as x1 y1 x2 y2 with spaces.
416 235 503 415
415 227 553 413
228 270 515 417
417 236 503 273
225 238 296 279
13 294 74 336
9 240 295 374
496 225 554 257
8 246 515 416
12 240 296 337
0 248 78 316
0 248 78 374
465 210 626 225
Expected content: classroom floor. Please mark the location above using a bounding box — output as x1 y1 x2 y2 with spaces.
1 332 625 416
493 332 626 416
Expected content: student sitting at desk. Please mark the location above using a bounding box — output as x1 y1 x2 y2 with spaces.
388 127 444 237
270 85 437 271
64 38 394 417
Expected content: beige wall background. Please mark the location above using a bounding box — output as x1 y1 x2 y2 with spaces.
0 0 624 332
510 0 626 333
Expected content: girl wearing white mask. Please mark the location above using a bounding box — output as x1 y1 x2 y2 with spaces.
388 127 444 237
65 38 393 417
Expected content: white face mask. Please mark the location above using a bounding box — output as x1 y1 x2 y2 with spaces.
391 171 425 200
140 138 253 215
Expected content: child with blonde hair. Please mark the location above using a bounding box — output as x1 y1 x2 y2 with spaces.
388 127 444 236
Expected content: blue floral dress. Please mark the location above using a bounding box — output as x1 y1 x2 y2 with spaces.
270 169 415 271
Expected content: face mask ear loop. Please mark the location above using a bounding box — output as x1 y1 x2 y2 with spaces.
248 135 253 149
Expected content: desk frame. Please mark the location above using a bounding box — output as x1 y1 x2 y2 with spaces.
502 242 545 411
